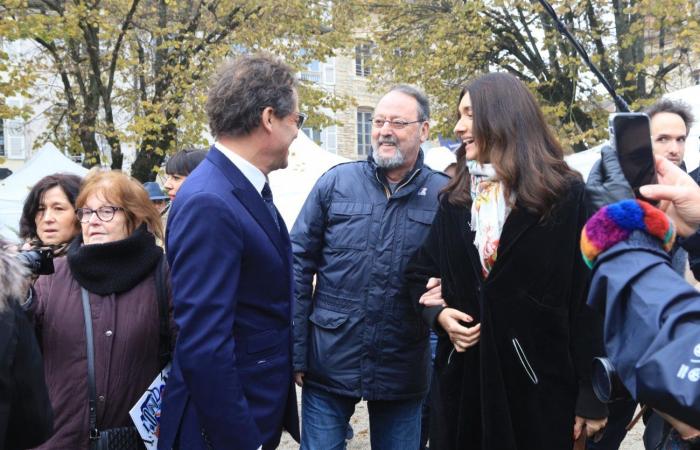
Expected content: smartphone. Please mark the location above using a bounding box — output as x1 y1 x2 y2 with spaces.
608 113 658 202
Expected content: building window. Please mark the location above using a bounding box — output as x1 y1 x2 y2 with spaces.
355 43 372 77
300 60 322 83
302 127 322 143
323 58 336 84
357 109 373 156
3 119 25 159
303 126 338 154
322 125 337 154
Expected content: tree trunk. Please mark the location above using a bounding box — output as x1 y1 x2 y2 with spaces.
130 120 177 181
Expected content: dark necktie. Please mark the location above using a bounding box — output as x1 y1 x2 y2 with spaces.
261 182 280 231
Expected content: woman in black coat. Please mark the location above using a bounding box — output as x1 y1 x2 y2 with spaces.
405 73 608 450
0 245 53 449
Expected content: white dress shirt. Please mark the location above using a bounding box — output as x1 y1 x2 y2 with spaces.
214 142 267 197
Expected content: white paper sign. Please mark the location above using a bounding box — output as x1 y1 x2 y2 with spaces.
129 363 172 450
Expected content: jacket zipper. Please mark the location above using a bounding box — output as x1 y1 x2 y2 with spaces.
375 168 422 199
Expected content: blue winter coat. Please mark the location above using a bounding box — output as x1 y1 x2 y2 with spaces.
291 152 448 400
588 230 700 428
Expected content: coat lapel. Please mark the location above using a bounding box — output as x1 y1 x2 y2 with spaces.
491 205 538 270
455 206 484 281
459 201 538 280
206 147 289 261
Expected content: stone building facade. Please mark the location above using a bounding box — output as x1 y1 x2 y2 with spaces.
300 43 382 160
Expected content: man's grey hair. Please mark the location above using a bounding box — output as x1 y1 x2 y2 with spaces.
206 53 298 138
388 85 430 122
645 98 695 135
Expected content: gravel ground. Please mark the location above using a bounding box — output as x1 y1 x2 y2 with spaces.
278 390 645 449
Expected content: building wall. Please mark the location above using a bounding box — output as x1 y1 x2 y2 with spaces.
0 39 63 173
301 45 382 160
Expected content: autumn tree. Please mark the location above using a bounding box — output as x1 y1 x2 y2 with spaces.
0 0 359 180
366 0 700 151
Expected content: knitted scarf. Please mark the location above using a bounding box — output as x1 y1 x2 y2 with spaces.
67 225 163 295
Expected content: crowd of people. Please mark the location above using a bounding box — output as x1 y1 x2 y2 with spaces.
1 52 699 450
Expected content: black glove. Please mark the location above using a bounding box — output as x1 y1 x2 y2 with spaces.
585 145 634 212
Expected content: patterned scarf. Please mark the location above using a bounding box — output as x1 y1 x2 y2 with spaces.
26 237 72 258
468 161 512 277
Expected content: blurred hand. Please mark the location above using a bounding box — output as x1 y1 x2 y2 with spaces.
436 308 480 352
585 145 634 212
639 156 700 237
573 415 607 441
656 411 700 441
419 277 445 307
294 372 305 387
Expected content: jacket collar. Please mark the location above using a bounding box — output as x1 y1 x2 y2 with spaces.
367 149 427 197
206 147 289 260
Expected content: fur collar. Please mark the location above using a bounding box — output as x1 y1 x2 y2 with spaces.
0 246 30 306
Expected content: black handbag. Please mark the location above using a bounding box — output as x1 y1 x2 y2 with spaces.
81 256 171 450
91 427 143 450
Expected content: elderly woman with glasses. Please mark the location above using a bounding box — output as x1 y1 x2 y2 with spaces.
26 169 173 450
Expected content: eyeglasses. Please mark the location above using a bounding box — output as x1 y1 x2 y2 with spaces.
372 118 424 130
76 206 125 223
295 112 307 129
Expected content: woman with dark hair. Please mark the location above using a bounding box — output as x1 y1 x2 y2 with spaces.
405 73 607 449
20 173 82 256
163 148 207 201
27 169 172 449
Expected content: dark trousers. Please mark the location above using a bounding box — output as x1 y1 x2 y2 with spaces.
420 331 439 450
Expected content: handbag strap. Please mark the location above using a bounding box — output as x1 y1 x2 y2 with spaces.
155 255 171 367
81 287 100 441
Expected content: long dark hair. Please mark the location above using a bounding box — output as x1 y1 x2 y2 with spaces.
443 73 580 217
19 173 82 241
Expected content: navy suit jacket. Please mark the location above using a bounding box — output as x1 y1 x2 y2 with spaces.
158 147 299 450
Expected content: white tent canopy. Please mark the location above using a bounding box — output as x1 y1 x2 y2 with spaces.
269 131 349 230
565 144 604 180
0 143 88 240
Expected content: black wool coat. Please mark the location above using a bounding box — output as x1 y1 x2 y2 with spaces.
0 301 53 450
405 180 607 450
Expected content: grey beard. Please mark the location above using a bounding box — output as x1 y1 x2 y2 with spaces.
373 145 405 170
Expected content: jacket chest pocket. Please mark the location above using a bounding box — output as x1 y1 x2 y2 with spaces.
403 208 436 255
326 202 372 250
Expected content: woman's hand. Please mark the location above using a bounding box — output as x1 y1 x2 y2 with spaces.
419 277 446 307
573 416 607 441
436 307 480 352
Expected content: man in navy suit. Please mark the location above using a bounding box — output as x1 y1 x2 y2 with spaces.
158 54 302 450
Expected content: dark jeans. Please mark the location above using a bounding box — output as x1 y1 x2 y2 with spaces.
300 386 422 450
420 331 439 450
